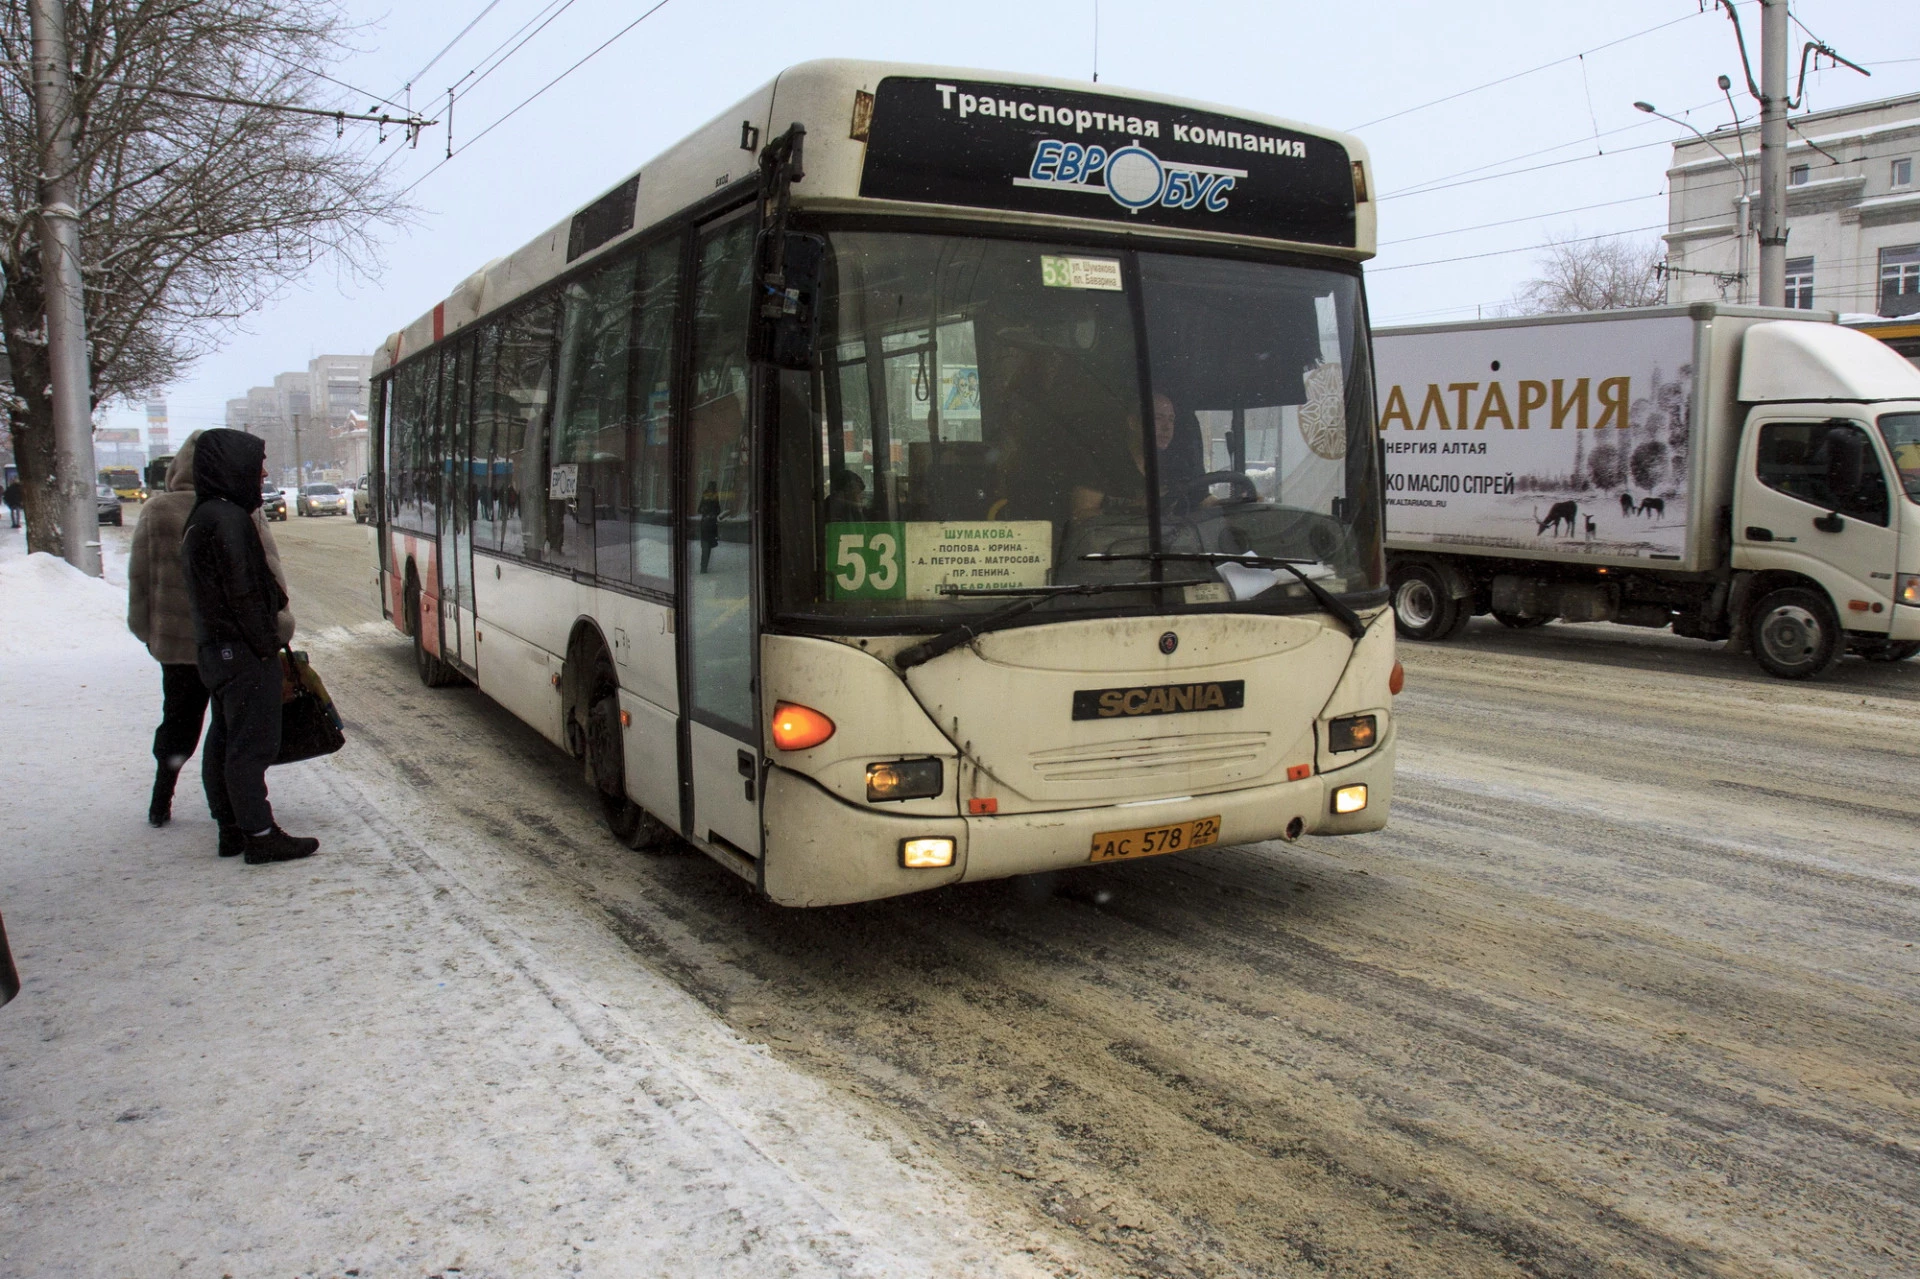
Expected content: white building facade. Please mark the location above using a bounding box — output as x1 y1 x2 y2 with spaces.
1662 91 1920 318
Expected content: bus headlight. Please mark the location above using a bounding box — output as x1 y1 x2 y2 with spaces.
1327 714 1377 753
900 837 955 869
1899 574 1920 606
866 758 943 802
1332 784 1368 815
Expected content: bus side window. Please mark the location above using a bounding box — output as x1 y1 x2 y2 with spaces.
498 296 560 561
554 254 638 579
469 320 505 551
629 235 680 586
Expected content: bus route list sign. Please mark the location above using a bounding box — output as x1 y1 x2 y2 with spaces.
859 76 1356 248
826 521 1052 600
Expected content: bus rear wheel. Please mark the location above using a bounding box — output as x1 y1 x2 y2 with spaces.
404 569 461 688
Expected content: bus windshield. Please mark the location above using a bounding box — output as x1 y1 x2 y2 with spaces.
773 230 1382 624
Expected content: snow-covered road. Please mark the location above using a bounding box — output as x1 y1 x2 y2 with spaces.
0 541 1048 1278
10 509 1920 1279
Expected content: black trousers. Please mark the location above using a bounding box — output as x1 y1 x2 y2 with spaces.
196 643 282 832
153 663 211 772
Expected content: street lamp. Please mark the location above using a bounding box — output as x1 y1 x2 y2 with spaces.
1636 99 1751 305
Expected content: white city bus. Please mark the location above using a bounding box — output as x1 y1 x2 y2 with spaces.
370 60 1399 907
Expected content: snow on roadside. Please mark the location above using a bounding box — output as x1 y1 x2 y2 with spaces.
0 547 1045 1279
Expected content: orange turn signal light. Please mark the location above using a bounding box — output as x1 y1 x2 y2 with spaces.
770 701 835 751
1389 661 1405 696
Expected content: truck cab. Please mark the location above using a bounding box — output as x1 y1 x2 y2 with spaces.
1731 322 1920 674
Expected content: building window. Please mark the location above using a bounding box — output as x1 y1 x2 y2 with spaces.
1785 257 1815 309
1789 164 1810 186
1895 157 1914 187
1883 245 1920 318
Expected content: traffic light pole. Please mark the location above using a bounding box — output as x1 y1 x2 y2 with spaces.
29 0 100 576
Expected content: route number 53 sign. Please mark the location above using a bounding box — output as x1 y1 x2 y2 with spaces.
825 520 1052 601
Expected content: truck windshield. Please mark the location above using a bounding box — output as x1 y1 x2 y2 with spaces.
772 230 1382 625
1881 412 1920 503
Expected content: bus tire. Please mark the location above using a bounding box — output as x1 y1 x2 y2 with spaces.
1749 587 1842 680
1390 561 1460 642
405 569 462 688
575 637 672 850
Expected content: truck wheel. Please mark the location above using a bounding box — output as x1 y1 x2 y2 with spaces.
1749 588 1842 679
1492 611 1550 630
1390 563 1461 642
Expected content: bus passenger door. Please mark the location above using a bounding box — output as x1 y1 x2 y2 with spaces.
677 211 762 861
443 336 477 673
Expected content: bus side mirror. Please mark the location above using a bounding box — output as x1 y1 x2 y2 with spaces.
753 231 825 371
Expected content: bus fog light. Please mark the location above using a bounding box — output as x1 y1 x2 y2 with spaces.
867 758 943 802
900 837 955 869
1332 784 1368 815
1327 714 1377 753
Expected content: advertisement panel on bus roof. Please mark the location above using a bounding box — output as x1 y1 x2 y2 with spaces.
858 76 1357 248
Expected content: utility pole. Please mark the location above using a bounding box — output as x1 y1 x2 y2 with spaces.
1756 0 1789 307
29 0 99 576
291 411 304 507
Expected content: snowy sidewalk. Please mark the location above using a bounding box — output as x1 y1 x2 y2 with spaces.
0 546 1036 1279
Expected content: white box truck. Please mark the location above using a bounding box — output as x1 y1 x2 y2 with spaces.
1374 304 1920 678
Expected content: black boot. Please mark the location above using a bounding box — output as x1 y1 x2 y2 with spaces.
148 765 179 827
217 824 245 858
243 826 318 865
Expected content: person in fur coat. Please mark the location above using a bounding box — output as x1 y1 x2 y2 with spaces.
128 431 295 829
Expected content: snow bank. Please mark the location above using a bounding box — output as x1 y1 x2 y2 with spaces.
0 538 1035 1277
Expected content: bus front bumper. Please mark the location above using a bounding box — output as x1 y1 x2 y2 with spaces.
760 730 1395 908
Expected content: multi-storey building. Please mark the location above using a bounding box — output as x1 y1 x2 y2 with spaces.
1662 91 1920 317
223 355 371 480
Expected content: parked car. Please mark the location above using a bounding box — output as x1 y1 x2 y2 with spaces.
352 475 372 523
95 483 122 526
262 485 287 521
298 482 348 517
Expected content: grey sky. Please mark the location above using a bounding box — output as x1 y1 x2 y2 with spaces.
107 0 1912 438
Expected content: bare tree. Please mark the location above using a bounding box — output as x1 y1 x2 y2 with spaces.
1 0 409 552
1510 233 1667 316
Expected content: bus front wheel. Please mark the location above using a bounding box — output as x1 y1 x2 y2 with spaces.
579 639 672 851
405 570 461 688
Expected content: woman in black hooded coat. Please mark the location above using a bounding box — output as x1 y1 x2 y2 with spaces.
179 429 318 865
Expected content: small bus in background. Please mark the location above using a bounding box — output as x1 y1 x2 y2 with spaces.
98 467 146 503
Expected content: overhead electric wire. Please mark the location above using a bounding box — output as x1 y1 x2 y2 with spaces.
397 0 513 97
1379 137 1679 202
361 0 583 179
1371 221 1674 274
396 0 679 197
450 0 585 101
1345 8 1708 132
1378 191 1667 247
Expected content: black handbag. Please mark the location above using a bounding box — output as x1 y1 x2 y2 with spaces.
276 647 345 765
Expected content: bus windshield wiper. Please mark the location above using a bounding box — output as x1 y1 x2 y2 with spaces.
894 579 1211 670
1081 551 1369 639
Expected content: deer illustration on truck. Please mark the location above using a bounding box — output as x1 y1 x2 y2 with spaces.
1535 500 1578 537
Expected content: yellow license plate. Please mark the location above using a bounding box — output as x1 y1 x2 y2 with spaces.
1089 816 1221 863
